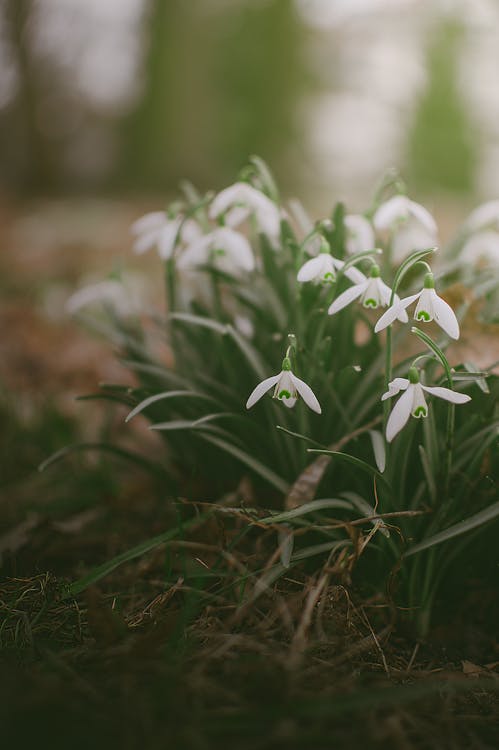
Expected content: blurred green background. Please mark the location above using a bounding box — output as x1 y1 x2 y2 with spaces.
1 0 498 208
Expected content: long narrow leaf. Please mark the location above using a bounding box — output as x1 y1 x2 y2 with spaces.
199 433 289 493
404 501 499 557
126 390 219 423
66 511 213 596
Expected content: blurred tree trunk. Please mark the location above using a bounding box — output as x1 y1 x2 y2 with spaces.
118 0 306 192
406 20 476 194
1 0 55 192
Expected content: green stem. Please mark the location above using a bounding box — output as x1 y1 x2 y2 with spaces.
410 327 455 499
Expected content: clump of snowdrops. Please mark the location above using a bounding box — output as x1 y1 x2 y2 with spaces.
51 158 498 633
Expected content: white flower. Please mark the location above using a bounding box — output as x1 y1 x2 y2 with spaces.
246 360 321 413
464 200 499 232
66 277 143 317
344 214 375 255
374 273 459 340
177 226 255 275
297 248 366 285
131 211 201 260
382 369 471 442
460 230 499 265
373 195 438 263
328 265 408 319
209 182 283 245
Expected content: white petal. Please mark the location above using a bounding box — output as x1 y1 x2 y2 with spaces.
282 396 297 409
408 200 438 235
411 384 428 418
214 227 255 272
381 377 410 400
460 231 499 265
465 200 499 231
390 223 437 263
373 196 411 230
344 265 367 284
246 373 281 409
289 373 322 414
414 288 435 323
420 385 471 404
224 205 250 228
386 386 414 443
209 182 248 219
66 281 127 315
131 211 166 235
430 290 460 339
133 228 159 255
177 235 212 269
344 214 375 255
297 256 326 282
374 292 421 332
157 219 182 260
180 218 203 244
328 282 367 315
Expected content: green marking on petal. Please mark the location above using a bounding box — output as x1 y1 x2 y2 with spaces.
416 310 431 322
412 406 428 418
363 298 378 308
278 390 291 400
323 272 335 282
213 248 226 256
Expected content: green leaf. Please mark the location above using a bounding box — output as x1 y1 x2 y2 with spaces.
170 311 230 335
260 498 354 525
275 425 325 448
150 413 239 431
404 500 499 558
38 442 168 477
418 444 437 505
125 390 219 423
291 539 351 561
199 433 289 493
66 511 213 596
307 449 390 487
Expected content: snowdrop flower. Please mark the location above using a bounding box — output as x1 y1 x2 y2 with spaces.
246 358 321 413
297 240 366 285
382 367 471 442
177 226 255 275
66 278 142 317
344 214 375 255
374 195 437 263
461 230 499 266
131 211 201 260
209 182 283 246
464 200 499 232
374 272 459 339
328 264 408 319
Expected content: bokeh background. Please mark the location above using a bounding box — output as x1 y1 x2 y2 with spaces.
1 0 499 439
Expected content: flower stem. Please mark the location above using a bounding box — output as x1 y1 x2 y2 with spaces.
410 327 455 498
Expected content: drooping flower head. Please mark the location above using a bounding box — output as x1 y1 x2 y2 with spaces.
373 195 438 263
131 211 201 260
460 200 499 266
382 367 471 442
297 238 366 286
374 273 460 340
328 264 408 320
246 357 321 413
177 226 255 276
209 182 283 247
